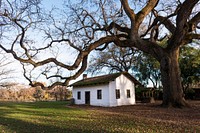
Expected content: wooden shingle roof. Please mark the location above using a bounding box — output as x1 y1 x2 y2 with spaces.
69 72 141 87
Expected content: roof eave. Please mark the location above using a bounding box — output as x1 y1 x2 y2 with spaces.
72 81 109 88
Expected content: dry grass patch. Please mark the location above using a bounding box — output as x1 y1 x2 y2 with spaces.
72 100 200 132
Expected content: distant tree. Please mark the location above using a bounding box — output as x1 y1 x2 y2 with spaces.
135 54 161 88
0 89 9 100
52 85 69 101
18 87 35 101
179 45 200 92
33 87 44 101
87 44 142 74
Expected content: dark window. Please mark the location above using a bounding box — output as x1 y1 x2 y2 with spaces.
116 89 120 99
127 89 131 98
97 90 102 99
77 91 81 99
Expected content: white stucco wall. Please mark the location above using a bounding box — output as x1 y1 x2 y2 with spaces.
72 74 136 107
109 74 136 106
72 84 110 106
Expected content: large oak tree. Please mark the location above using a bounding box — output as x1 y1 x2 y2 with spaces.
0 0 200 107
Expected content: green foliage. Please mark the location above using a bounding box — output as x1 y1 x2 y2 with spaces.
179 45 200 90
135 86 144 99
134 54 161 88
185 89 195 99
157 37 169 48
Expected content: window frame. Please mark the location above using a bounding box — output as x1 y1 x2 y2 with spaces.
116 89 120 99
97 90 102 99
127 89 131 98
77 91 81 100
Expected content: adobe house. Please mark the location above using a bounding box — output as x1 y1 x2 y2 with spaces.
70 72 141 107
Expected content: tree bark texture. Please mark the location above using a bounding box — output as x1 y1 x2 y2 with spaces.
160 49 188 107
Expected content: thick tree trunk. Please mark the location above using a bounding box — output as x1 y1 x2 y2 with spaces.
160 49 189 107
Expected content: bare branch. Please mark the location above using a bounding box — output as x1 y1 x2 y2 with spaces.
167 0 199 50
188 12 200 31
120 0 135 21
136 0 159 28
186 33 200 40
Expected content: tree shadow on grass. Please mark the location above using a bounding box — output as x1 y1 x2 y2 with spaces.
1 116 106 133
0 101 105 133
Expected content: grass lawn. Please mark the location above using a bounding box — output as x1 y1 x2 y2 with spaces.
0 101 199 133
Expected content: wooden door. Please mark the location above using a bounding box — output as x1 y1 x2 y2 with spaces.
85 91 90 104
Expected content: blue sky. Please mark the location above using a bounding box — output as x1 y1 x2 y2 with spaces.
8 0 86 86
41 0 64 9
4 0 66 85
